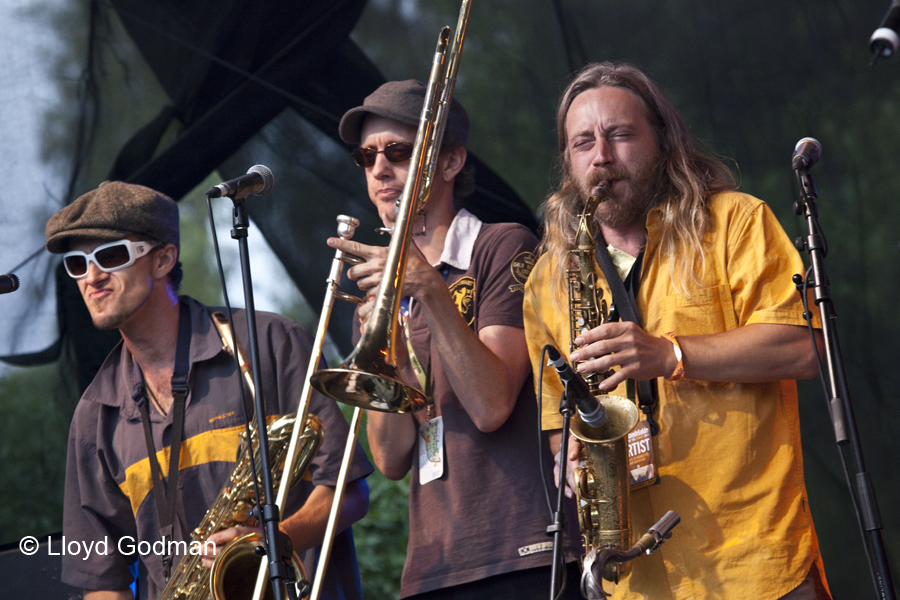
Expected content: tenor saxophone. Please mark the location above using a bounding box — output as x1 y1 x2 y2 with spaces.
156 313 324 600
567 182 639 584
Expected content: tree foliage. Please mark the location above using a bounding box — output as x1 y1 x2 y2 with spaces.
0 364 73 542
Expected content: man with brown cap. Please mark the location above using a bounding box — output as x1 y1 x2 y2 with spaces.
327 80 581 599
47 181 373 600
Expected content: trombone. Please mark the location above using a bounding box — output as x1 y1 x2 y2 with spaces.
307 1 473 598
248 215 364 600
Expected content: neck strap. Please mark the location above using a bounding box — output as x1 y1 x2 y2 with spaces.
591 235 660 436
132 300 192 580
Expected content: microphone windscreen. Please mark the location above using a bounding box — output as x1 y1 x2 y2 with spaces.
248 165 275 196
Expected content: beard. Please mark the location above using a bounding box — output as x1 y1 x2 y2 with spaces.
576 155 667 229
90 307 131 331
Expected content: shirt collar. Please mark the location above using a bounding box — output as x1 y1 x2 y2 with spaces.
606 245 637 281
644 207 663 255
436 208 483 270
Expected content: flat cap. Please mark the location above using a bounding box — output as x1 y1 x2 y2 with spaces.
339 79 469 148
45 181 179 254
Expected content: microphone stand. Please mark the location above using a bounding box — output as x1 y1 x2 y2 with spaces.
229 198 295 600
793 166 896 600
547 386 575 600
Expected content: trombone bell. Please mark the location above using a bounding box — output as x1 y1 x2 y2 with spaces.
310 321 427 413
310 264 427 414
310 362 426 413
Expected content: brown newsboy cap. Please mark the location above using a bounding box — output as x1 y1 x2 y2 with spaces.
45 181 179 254
338 79 469 148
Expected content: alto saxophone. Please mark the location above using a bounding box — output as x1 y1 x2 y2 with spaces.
567 182 639 585
157 313 325 600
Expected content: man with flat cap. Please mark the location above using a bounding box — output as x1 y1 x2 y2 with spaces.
326 80 581 599
47 181 373 600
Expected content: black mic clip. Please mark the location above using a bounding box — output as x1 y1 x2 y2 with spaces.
544 345 607 427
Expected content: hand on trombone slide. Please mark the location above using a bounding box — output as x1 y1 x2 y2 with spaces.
326 235 447 332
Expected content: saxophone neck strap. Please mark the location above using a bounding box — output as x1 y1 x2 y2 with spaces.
132 300 192 580
592 233 660 436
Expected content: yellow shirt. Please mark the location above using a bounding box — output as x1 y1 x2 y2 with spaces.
523 192 827 599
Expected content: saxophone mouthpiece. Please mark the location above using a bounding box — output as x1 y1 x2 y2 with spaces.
590 181 611 202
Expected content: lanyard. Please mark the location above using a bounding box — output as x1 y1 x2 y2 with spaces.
592 237 660 436
132 301 192 580
398 265 451 419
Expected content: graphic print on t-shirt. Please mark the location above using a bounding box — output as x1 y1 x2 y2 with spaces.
509 250 536 293
448 276 476 325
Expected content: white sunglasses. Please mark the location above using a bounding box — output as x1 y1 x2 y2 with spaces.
63 239 157 279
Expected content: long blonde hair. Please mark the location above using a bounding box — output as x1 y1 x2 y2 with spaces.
541 62 736 301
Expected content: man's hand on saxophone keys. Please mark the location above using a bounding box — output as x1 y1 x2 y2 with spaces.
569 321 679 391
199 525 259 568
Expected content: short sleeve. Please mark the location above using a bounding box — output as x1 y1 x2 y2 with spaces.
523 254 568 431
470 223 539 331
61 405 139 592
727 201 820 329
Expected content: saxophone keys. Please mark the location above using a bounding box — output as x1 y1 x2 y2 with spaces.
577 466 595 498
230 500 253 523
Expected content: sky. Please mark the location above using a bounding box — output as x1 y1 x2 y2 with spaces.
0 0 70 358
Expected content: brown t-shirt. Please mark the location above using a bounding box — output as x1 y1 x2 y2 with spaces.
397 220 579 597
61 297 373 599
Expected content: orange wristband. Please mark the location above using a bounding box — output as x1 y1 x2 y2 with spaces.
661 332 684 381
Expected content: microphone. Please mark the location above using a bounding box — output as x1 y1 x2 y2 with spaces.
870 0 900 62
0 274 19 294
206 165 275 200
545 345 607 427
791 138 822 171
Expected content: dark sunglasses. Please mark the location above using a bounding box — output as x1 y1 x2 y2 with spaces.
63 239 157 279
350 142 414 168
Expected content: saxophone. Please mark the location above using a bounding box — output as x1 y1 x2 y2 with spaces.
567 182 640 585
156 313 325 600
